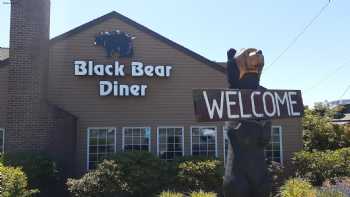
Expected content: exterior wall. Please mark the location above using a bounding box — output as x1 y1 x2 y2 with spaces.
273 118 303 166
49 17 228 174
6 0 52 152
49 16 302 174
0 66 8 128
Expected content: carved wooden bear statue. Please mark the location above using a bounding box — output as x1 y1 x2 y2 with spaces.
223 48 272 197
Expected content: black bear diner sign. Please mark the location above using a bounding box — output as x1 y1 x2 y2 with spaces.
193 89 303 122
74 61 173 97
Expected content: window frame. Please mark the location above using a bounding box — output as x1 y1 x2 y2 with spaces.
0 128 4 153
190 126 218 157
224 125 283 165
223 126 228 164
122 127 151 152
156 126 185 160
266 125 283 165
86 127 117 170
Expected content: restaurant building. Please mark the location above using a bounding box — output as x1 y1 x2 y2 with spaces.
0 0 302 176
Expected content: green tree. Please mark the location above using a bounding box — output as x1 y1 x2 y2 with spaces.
302 103 350 151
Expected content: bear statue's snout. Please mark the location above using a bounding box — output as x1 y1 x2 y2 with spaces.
256 50 262 55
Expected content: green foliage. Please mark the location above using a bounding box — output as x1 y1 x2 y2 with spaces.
317 189 346 197
67 160 128 197
0 164 38 197
280 178 316 197
175 157 224 193
110 151 172 197
190 191 217 197
1 152 60 196
292 148 350 186
159 191 184 197
303 104 350 151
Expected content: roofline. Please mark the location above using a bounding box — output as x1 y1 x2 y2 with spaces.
50 11 226 74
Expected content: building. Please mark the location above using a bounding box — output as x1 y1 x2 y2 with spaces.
328 99 350 125
0 0 302 176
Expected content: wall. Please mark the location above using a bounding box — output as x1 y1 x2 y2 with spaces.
49 15 302 174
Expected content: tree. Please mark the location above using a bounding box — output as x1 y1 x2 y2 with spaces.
302 103 350 151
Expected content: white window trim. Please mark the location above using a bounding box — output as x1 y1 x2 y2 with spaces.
86 127 117 170
0 128 4 153
156 126 185 158
223 125 283 165
122 127 151 152
190 126 218 157
271 125 283 165
223 126 228 164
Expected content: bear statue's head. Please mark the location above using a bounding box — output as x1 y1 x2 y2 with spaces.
235 48 264 80
226 48 265 89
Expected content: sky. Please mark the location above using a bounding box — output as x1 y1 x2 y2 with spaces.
0 0 349 106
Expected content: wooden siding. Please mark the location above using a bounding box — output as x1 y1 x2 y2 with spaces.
47 16 302 174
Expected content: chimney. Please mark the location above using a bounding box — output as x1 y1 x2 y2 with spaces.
7 0 51 151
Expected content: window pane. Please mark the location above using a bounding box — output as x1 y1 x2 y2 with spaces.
88 128 115 170
191 127 217 157
264 127 282 164
158 127 183 160
123 128 150 152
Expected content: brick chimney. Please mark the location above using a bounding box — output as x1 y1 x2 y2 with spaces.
7 0 51 151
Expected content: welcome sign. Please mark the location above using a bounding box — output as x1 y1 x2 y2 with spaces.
193 89 303 122
74 60 173 97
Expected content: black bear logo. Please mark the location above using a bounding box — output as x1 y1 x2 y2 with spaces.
94 30 135 58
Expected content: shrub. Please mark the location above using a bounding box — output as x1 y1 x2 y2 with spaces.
280 178 316 197
110 152 172 197
292 148 350 185
175 157 223 193
159 191 184 197
317 189 346 197
67 160 128 197
0 164 38 197
269 161 286 192
322 177 350 196
190 191 217 197
1 152 60 196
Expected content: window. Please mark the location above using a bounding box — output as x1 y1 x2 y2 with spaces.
87 128 116 170
0 128 4 153
223 127 229 164
265 126 283 164
157 127 184 160
191 126 217 157
224 126 283 165
123 127 151 152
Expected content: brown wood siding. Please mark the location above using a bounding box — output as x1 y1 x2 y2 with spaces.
49 17 302 174
273 118 303 165
0 66 8 127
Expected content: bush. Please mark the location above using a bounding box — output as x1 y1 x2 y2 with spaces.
322 177 350 196
0 152 60 196
292 148 350 185
280 178 316 197
175 157 223 193
269 161 286 193
110 152 172 197
0 164 38 197
317 189 346 197
190 191 217 197
67 160 128 197
159 191 184 197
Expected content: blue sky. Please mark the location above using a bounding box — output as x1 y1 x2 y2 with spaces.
0 0 349 106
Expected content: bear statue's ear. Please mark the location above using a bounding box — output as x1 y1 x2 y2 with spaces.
227 48 237 60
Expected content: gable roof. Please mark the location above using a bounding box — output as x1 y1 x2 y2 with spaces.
51 11 226 73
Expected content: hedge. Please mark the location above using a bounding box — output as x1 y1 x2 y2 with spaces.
292 148 350 185
0 164 38 197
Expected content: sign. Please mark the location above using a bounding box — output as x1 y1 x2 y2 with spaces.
193 89 303 122
73 61 173 97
